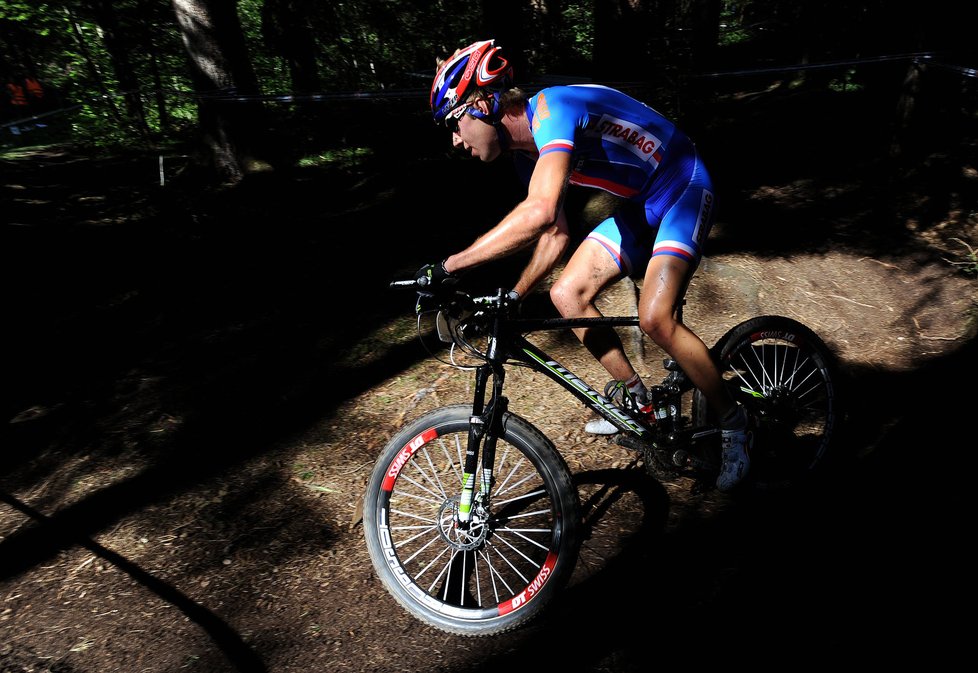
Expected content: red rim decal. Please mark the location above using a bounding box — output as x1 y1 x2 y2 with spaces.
497 551 559 615
381 427 439 492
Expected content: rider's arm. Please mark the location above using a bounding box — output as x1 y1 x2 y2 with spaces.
512 207 570 297
443 150 572 274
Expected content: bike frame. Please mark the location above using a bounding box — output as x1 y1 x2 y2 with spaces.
367 283 841 637
453 310 717 524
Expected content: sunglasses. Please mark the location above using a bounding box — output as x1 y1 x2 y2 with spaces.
444 103 488 133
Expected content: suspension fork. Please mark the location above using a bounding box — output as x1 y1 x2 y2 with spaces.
456 361 508 525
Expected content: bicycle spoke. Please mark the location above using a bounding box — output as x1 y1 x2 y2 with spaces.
485 543 524 593
493 527 550 557
400 529 448 569
365 405 580 634
386 433 551 601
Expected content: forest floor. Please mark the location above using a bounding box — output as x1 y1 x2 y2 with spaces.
2 88 977 672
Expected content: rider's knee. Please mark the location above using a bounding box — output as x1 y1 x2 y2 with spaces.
550 277 587 315
639 312 676 348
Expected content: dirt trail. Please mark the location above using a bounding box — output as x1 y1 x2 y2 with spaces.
1 141 975 671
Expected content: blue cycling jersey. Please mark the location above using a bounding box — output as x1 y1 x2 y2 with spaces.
525 84 715 273
527 84 684 199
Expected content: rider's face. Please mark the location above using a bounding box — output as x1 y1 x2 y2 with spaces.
450 100 501 162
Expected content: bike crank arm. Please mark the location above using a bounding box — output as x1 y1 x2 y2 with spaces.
615 427 720 477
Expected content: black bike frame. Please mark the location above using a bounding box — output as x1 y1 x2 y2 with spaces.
512 317 656 435
496 315 719 454
455 313 653 524
451 306 724 521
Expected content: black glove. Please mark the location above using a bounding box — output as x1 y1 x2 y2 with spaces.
415 261 457 288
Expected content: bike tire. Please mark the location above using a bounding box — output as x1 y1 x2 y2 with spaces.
363 404 581 636
693 315 842 490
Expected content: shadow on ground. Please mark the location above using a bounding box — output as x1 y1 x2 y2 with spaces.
1 84 975 670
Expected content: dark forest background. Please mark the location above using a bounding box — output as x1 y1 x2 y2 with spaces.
3 1 977 437
3 0 976 183
2 6 977 670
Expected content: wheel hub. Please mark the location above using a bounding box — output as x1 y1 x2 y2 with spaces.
437 497 488 551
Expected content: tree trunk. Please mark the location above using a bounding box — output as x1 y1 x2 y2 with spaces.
890 60 923 159
482 0 528 82
64 5 124 123
677 0 720 76
261 0 321 94
88 0 151 140
148 45 171 132
171 0 270 184
593 0 653 83
674 0 720 129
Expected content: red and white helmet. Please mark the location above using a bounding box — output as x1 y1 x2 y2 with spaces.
430 39 513 124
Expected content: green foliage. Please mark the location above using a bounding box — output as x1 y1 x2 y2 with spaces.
2 0 198 151
296 147 373 169
563 3 593 56
1 2 73 78
0 0 970 154
718 0 751 47
0 1 47 23
236 0 475 93
828 69 863 93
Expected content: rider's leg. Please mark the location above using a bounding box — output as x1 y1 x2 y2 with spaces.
551 238 653 435
638 255 733 415
638 255 751 490
550 238 641 384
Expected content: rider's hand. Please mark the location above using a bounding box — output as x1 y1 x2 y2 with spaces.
415 261 457 288
503 289 521 315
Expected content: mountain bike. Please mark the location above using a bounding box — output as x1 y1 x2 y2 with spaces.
362 279 841 636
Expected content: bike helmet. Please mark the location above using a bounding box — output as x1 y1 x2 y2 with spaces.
430 39 513 125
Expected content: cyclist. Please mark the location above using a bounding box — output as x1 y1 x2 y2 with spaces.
416 40 751 491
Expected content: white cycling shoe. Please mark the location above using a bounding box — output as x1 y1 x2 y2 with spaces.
583 380 655 436
584 417 620 435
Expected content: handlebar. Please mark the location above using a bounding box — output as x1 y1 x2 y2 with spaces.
389 278 519 316
389 276 448 289
390 277 637 361
390 278 519 361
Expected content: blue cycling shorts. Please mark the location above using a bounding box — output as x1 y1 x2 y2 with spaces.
585 147 716 279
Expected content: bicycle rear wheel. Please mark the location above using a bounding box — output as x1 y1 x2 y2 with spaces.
693 315 842 489
363 404 581 636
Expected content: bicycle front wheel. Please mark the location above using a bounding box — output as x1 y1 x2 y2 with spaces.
694 315 842 490
362 404 581 636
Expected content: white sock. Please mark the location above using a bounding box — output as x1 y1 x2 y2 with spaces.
624 373 648 399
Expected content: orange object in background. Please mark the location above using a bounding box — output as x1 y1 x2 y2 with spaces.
6 81 28 106
24 77 43 101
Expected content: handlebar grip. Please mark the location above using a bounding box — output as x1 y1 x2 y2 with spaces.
390 279 420 288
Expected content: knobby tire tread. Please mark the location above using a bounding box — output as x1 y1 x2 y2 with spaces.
363 404 581 637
